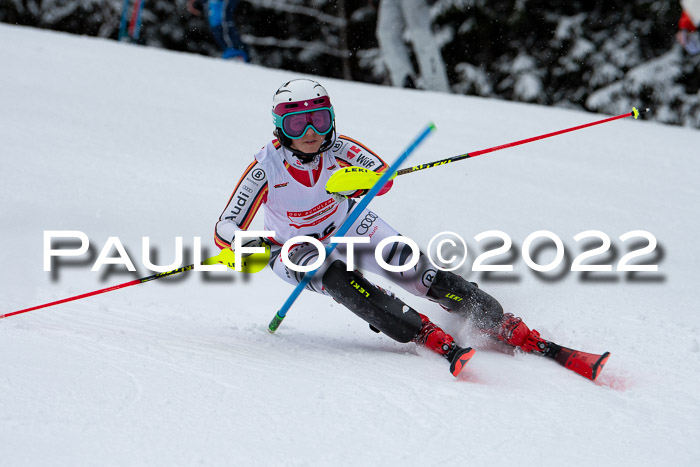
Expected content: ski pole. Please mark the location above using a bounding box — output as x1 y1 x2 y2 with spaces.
267 122 437 334
327 108 646 195
1 247 267 320
396 108 644 176
1 265 195 320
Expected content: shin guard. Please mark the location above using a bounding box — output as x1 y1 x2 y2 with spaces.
426 270 504 329
321 260 422 343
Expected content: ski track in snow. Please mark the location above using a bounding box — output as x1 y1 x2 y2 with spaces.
2 23 700 466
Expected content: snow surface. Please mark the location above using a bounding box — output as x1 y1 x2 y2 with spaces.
2 23 700 466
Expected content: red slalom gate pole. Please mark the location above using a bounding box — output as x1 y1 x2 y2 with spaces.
396 108 644 176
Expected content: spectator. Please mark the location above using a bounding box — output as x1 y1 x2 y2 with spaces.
677 0 700 54
187 0 249 61
375 0 450 92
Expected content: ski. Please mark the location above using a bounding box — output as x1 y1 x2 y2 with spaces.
542 342 611 381
448 346 476 377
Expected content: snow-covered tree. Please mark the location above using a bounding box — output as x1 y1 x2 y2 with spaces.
2 0 698 127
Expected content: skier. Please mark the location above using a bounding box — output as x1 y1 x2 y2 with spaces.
375 0 450 92
677 0 700 55
187 0 249 61
215 78 609 379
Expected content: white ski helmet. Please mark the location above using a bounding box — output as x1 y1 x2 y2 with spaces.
271 79 336 159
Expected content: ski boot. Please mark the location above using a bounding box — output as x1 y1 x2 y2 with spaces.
415 314 476 377
497 313 610 382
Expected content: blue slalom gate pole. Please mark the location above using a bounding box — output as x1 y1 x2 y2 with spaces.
118 0 130 41
268 122 437 333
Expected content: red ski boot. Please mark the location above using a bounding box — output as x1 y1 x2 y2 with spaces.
415 314 476 377
496 313 611 382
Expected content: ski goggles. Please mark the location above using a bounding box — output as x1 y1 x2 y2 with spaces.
274 108 335 139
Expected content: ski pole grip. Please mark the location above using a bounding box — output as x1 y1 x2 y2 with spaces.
268 311 285 333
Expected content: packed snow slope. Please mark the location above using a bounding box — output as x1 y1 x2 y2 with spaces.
2 24 700 466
